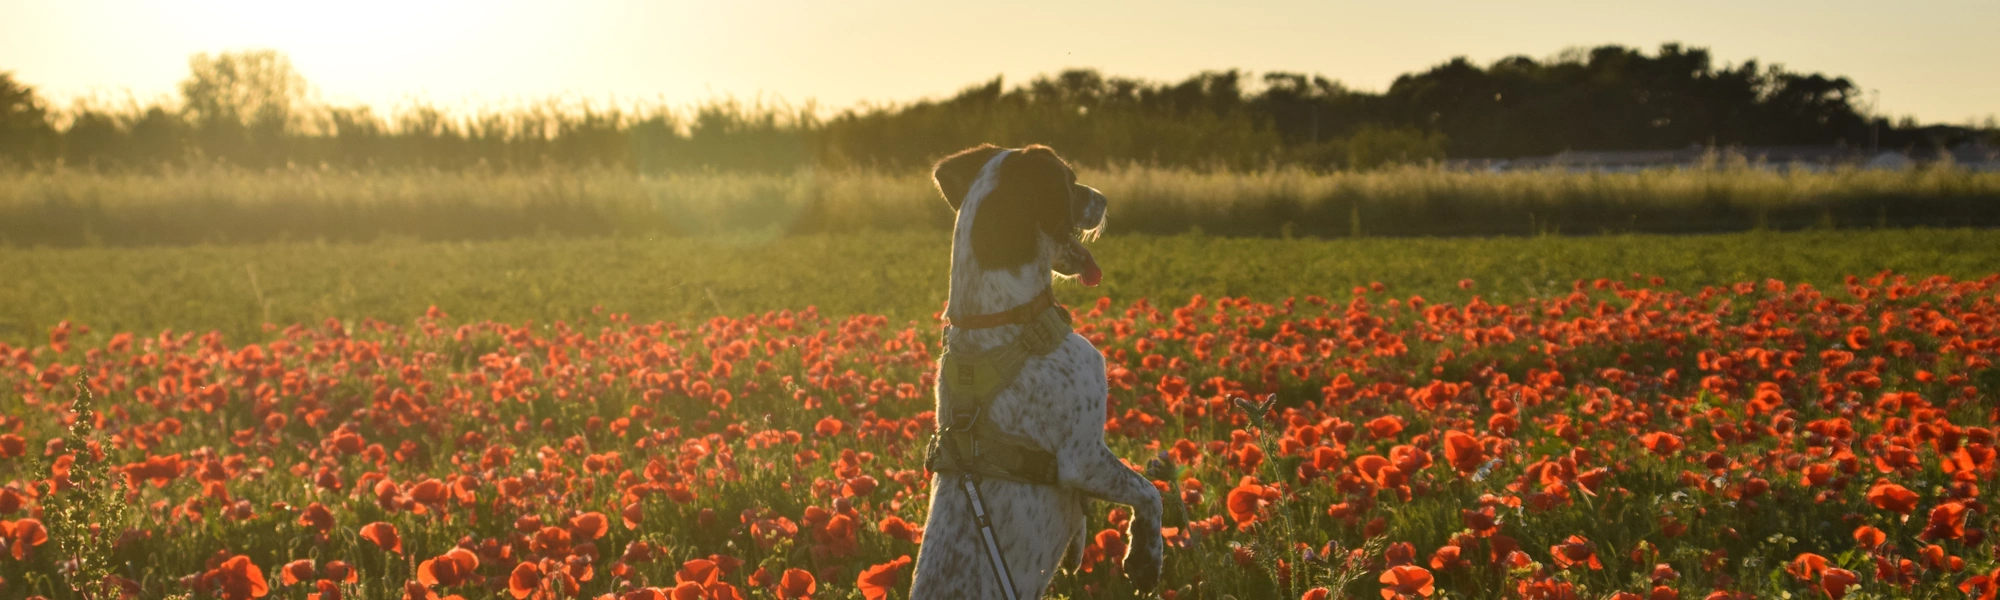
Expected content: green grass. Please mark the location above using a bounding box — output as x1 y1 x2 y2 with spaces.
6 228 1999 346
4 165 1999 247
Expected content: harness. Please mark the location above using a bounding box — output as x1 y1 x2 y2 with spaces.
925 287 1074 600
928 288 1073 485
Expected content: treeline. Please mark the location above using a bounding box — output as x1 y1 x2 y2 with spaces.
1 45 1993 173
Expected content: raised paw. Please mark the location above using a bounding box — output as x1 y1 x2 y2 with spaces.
1121 520 1164 593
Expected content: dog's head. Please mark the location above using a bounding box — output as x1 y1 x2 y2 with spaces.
933 144 1107 286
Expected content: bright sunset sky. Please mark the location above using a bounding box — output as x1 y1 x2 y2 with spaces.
2 0 1994 124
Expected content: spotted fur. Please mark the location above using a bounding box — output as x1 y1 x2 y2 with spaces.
909 145 1163 599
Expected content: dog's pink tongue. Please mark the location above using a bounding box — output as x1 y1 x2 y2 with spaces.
1078 248 1102 287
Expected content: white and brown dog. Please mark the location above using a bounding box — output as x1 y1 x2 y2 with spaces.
909 144 1164 598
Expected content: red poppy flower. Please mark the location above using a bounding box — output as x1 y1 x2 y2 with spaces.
1920 544 1963 572
410 479 450 506
324 561 358 583
841 475 878 498
669 582 705 600
309 579 343 600
1856 480 1920 512
7 518 47 560
777 568 815 599
417 548 480 587
1820 568 1859 600
360 522 402 554
622 503 645 530
1461 507 1498 536
1378 565 1434 599
1429 545 1468 570
531 526 573 556
1844 326 1870 349
1788 553 1829 581
855 555 912 600
1384 541 1415 567
570 512 609 540
1852 525 1886 549
200 554 270 600
1921 502 1968 541
677 559 720 586
1550 535 1603 570
298 503 335 533
508 561 543 599
1226 478 1274 528
403 579 439 600
878 515 924 544
1639 432 1682 457
1963 566 2000 600
1365 416 1405 439
280 559 316 585
1442 431 1485 475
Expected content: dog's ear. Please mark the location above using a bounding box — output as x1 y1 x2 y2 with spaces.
932 144 1005 211
971 145 1074 269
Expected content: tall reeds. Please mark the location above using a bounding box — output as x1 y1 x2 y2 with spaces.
3 164 1994 247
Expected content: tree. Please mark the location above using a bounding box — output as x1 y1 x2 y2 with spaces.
180 49 308 130
179 50 310 165
0 71 55 164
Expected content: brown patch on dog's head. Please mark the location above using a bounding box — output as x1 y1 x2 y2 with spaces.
932 145 1070 269
934 144 1108 282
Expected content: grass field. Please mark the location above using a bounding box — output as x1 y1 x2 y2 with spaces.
2 228 1997 599
8 229 2000 347
5 165 2000 247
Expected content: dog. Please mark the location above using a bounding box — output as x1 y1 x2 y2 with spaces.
908 144 1164 599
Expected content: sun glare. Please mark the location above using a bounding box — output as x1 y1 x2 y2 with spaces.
151 0 515 106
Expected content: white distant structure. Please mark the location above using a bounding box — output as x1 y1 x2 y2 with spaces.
1864 152 1916 171
1444 141 2000 173
1947 142 2000 172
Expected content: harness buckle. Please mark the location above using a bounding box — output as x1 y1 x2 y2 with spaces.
947 407 981 433
956 362 978 388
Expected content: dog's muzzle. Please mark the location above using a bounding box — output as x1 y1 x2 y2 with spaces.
1054 184 1107 286
1073 184 1107 233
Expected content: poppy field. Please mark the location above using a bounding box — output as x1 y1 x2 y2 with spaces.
4 259 2000 599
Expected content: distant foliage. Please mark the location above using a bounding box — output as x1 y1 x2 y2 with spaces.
3 44 1990 173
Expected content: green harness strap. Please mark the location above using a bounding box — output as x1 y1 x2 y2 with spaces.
927 305 1074 486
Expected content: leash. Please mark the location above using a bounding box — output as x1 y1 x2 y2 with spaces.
938 405 1023 600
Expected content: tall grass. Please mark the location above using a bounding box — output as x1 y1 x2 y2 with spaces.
3 165 1996 247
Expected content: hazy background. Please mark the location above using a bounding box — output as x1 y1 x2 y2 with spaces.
4 0 1994 123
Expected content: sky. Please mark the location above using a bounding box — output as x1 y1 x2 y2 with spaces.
2 0 1994 124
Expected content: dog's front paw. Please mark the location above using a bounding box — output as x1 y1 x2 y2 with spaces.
1121 520 1164 592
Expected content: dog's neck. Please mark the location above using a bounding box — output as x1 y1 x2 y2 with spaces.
946 150 1053 351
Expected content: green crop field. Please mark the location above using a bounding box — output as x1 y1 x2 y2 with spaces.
7 229 1999 347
